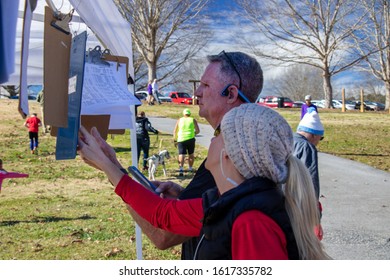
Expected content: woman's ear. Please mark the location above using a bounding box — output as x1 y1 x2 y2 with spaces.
221 148 230 160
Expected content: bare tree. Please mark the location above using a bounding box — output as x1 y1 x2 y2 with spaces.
114 0 212 89
353 0 390 110
267 64 323 100
238 0 368 108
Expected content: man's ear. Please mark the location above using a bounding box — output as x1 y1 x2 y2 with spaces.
227 86 239 103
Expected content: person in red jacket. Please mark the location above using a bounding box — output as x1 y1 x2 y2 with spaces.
23 113 42 154
78 104 331 260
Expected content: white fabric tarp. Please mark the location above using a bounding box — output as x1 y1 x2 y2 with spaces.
5 0 134 85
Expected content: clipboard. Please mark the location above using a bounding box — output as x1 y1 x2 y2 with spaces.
81 48 131 136
55 31 87 160
103 51 129 135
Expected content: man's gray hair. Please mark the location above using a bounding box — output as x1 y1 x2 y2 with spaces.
207 51 263 102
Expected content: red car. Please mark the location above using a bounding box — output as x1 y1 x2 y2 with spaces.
168 92 193 105
258 96 294 108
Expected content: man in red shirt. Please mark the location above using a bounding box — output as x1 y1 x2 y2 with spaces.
23 113 42 154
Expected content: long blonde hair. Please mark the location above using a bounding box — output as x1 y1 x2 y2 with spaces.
284 155 332 260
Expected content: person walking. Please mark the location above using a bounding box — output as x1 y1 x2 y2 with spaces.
301 95 318 119
152 79 161 105
76 51 264 260
135 111 158 171
294 110 325 239
147 80 154 105
78 104 331 259
173 108 200 176
23 113 42 154
36 89 48 133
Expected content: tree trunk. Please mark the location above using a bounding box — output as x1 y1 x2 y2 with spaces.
322 70 333 108
385 81 390 111
148 62 157 82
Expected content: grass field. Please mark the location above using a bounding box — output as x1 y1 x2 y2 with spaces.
0 99 389 260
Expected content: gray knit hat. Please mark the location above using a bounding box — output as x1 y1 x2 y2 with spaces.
221 103 293 183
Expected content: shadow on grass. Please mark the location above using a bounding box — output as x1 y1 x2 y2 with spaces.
331 152 389 157
113 147 131 153
0 214 95 227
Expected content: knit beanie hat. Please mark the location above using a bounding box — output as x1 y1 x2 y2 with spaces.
221 103 293 183
297 111 324 136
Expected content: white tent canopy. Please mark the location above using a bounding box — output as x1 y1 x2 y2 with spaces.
6 0 134 85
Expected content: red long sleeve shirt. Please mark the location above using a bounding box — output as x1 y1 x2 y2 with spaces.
115 175 288 260
24 116 41 133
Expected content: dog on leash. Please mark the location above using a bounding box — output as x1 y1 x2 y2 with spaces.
147 150 171 180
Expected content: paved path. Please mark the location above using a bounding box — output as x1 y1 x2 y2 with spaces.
149 116 390 260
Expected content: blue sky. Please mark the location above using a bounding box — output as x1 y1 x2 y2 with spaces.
199 0 375 98
10 0 373 99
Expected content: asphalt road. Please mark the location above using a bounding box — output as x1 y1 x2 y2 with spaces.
149 116 390 260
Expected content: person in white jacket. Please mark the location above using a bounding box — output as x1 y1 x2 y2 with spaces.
152 79 161 104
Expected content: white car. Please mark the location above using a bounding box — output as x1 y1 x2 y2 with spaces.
316 99 353 109
343 100 356 110
331 100 343 109
156 92 172 103
135 91 148 100
311 100 324 108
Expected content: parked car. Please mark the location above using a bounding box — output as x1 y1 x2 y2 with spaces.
10 94 37 100
365 101 385 111
156 92 172 103
354 101 373 111
257 96 294 108
168 91 193 105
135 91 148 101
311 100 324 108
318 99 344 109
344 100 356 110
292 101 304 108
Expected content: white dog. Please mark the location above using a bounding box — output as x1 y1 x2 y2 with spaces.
147 150 171 180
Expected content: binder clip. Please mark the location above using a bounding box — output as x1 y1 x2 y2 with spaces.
51 9 74 35
86 46 110 66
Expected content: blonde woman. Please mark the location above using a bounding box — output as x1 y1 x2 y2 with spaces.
78 103 331 260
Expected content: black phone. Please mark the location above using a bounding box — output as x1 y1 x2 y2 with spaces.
127 166 158 193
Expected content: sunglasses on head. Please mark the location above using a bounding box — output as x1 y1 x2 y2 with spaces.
219 51 251 103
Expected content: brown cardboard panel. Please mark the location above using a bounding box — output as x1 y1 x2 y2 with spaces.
51 117 122 138
43 6 71 128
80 115 111 140
50 126 58 137
108 129 125 135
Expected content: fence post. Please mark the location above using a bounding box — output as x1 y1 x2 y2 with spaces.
341 88 346 112
188 79 199 105
360 89 364 112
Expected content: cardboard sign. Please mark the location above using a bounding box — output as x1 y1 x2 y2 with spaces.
43 6 72 128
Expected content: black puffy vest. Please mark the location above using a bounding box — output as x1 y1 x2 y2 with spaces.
195 177 299 260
